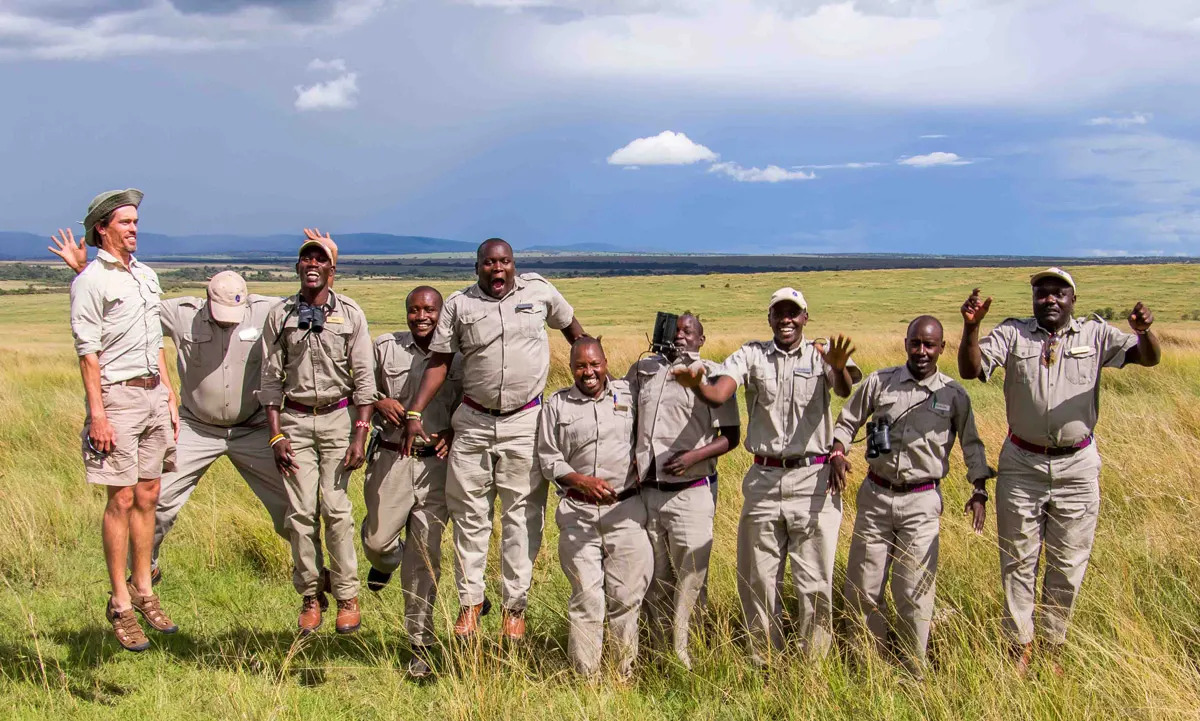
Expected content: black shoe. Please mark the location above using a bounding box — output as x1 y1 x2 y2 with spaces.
321 567 332 595
481 597 492 616
367 567 392 593
407 646 434 679
127 566 163 587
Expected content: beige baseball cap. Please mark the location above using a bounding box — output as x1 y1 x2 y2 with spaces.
768 287 808 312
298 235 338 266
1030 266 1076 290
207 271 249 323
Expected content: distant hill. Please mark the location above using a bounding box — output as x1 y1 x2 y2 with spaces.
0 231 476 260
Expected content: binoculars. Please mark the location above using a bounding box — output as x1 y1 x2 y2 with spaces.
865 417 892 458
297 301 326 333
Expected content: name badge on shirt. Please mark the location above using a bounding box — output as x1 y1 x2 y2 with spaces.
931 399 952 413
515 303 534 311
1066 346 1094 358
795 366 813 375
326 316 345 324
238 327 261 342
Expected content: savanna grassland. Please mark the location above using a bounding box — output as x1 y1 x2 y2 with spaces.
1 264 1198 720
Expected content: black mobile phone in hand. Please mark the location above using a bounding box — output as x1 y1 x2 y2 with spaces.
86 436 109 460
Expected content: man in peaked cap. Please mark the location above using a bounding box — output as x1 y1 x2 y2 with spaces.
67 189 180 652
958 267 1160 675
674 286 860 665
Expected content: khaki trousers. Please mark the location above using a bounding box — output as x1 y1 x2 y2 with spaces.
556 495 653 678
281 407 359 600
842 478 942 672
643 481 715 668
152 414 292 568
446 404 546 611
737 462 842 665
996 439 1101 645
361 448 449 646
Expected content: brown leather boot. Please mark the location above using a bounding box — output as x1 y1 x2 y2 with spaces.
453 597 492 637
500 609 526 641
107 598 150 652
127 583 178 634
298 595 323 635
335 597 361 634
1013 642 1034 678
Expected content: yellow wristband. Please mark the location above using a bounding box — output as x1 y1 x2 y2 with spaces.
269 433 286 447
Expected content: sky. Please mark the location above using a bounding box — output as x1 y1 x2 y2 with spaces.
2 1 1200 256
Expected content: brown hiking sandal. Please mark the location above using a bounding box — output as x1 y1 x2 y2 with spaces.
128 584 178 634
335 597 361 634
107 598 150 652
298 595 323 635
500 608 526 641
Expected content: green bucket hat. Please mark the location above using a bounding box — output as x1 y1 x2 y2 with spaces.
83 188 144 248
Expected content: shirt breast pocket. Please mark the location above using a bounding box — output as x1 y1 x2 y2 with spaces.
460 309 500 348
912 401 953 445
750 369 779 406
1064 346 1099 385
383 366 410 397
325 325 354 362
178 329 213 363
1009 344 1041 384
557 416 587 448
516 303 547 338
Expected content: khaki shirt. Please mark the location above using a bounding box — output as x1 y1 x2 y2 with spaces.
374 331 463 442
833 365 991 485
626 354 740 482
257 291 378 408
978 316 1137 446
714 338 858 458
160 294 279 427
429 273 574 412
537 379 638 494
69 249 163 385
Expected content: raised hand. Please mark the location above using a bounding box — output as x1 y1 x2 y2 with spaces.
816 334 856 372
304 227 333 243
962 288 992 327
1128 302 1154 332
49 228 87 273
671 362 708 389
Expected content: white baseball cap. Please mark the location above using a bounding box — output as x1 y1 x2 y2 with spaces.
1030 267 1076 291
207 271 249 323
768 287 808 312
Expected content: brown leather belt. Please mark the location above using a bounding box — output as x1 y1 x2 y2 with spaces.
115 374 160 389
377 437 438 457
641 474 716 492
867 470 938 494
565 486 641 505
753 453 829 469
462 395 541 418
283 397 350 415
1007 431 1093 457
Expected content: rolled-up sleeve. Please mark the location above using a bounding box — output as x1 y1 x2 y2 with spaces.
1100 322 1139 368
977 323 1015 382
159 298 185 341
544 284 575 330
429 295 458 354
953 389 994 483
348 311 379 406
255 307 285 407
69 275 103 358
833 372 877 448
537 399 575 483
714 345 751 387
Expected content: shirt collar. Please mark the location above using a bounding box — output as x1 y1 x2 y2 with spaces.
96 248 139 269
292 289 338 312
899 363 946 390
766 337 808 356
1027 316 1081 337
467 274 525 302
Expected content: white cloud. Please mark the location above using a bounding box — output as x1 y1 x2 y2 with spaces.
295 71 359 111
607 131 718 166
897 151 971 167
1086 112 1152 128
710 162 815 183
795 161 884 170
920 134 949 139
308 57 348 73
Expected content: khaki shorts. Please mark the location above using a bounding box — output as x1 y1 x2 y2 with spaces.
82 382 175 487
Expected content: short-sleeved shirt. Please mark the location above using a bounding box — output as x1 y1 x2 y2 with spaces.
626 353 740 482
537 379 638 494
69 249 163 385
374 331 463 442
714 338 858 458
429 273 574 412
977 316 1138 446
257 291 378 408
833 365 991 485
160 294 279 427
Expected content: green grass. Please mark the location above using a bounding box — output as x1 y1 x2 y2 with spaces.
2 264 1199 719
